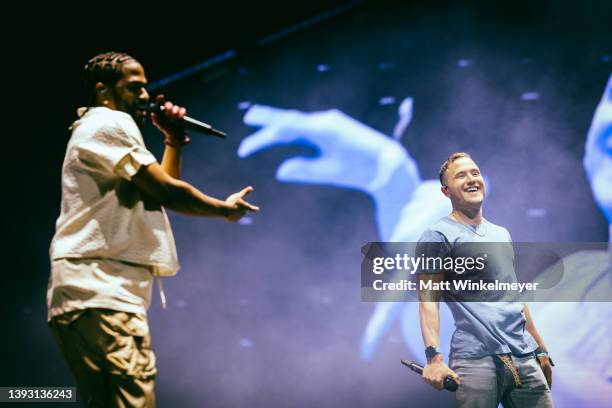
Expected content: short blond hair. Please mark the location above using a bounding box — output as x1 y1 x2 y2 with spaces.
439 152 472 185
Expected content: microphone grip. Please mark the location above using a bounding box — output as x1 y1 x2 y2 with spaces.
443 376 459 392
401 360 458 392
150 103 226 139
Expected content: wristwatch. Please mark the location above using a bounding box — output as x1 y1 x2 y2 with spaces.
425 346 441 361
535 347 555 366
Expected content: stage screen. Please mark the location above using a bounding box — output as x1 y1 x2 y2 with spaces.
10 2 611 407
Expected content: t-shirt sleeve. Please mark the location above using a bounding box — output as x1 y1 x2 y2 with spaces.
414 229 450 274
76 120 157 181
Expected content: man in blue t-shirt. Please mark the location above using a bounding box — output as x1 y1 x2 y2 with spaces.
418 152 553 407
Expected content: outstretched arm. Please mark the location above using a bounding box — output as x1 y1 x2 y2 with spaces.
132 162 259 220
138 96 260 220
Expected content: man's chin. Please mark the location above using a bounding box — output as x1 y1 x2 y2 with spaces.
132 111 148 127
464 193 484 202
463 195 484 207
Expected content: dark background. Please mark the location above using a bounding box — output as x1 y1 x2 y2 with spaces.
3 1 611 407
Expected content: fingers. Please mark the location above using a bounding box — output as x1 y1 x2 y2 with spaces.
244 104 300 127
227 186 260 213
162 101 187 121
238 199 260 212
225 200 258 223
236 186 259 212
423 367 459 391
238 105 311 158
238 124 303 158
153 94 186 122
423 374 443 391
237 186 253 198
423 375 435 389
430 377 443 391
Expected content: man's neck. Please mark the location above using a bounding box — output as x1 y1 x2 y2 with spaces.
450 207 483 226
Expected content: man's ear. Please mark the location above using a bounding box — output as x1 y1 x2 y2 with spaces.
95 82 109 95
441 185 450 197
94 82 113 107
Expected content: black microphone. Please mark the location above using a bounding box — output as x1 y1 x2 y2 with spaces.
148 102 226 139
401 359 459 392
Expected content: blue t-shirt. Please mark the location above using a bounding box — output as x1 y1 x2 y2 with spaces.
416 216 537 359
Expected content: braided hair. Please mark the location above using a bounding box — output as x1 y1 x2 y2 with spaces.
82 51 139 105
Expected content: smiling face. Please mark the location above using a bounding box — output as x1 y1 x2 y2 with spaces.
441 156 486 211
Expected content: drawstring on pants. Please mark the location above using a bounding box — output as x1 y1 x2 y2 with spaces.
155 274 167 309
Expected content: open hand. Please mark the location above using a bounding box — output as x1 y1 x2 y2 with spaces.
224 186 260 222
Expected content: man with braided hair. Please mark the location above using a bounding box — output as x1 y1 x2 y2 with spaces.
47 52 259 407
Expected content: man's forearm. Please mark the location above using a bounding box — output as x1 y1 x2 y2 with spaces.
164 180 228 217
524 304 547 351
418 274 443 358
131 162 232 217
161 145 182 179
418 276 460 390
524 303 553 387
419 301 441 354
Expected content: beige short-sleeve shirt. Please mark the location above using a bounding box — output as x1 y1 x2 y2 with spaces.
48 107 179 319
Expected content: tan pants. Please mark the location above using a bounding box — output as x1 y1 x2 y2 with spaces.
50 309 156 408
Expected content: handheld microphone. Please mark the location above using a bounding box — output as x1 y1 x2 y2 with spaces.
401 359 459 392
148 102 227 139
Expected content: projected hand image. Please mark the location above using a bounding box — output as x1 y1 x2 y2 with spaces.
239 105 419 190
239 104 423 240
239 101 454 362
